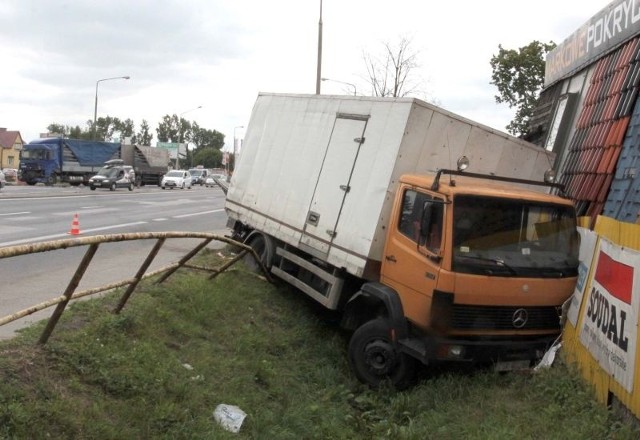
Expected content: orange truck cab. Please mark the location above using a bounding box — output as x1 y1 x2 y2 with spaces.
340 169 578 387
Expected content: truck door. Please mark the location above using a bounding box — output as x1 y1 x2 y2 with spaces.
299 113 368 257
381 187 446 330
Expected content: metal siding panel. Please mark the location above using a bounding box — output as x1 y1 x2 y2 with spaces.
604 99 640 223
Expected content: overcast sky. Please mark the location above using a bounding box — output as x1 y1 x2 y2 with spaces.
0 0 609 150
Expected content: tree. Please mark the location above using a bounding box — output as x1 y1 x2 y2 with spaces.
490 40 556 136
46 123 91 139
193 147 223 168
156 114 192 143
93 115 122 141
191 123 225 151
137 120 153 145
118 118 136 142
363 37 422 98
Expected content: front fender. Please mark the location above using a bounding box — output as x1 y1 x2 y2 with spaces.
341 282 408 339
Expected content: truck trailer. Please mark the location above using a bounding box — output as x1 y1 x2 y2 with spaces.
225 93 579 388
18 138 169 186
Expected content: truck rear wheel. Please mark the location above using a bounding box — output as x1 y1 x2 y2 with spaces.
348 318 416 389
243 233 275 273
46 175 58 186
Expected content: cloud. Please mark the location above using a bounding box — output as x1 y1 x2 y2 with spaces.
0 0 611 145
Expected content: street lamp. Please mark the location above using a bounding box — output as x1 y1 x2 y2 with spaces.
321 77 357 95
93 76 130 140
233 125 244 174
179 105 202 116
177 106 202 168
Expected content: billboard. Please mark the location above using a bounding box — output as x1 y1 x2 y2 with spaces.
545 0 640 87
156 142 186 160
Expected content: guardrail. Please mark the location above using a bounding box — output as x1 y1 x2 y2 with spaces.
0 232 270 344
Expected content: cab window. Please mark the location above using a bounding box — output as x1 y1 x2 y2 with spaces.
398 189 444 253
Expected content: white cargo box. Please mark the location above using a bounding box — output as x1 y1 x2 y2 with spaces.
226 93 555 278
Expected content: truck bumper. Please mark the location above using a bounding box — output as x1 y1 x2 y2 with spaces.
400 333 558 367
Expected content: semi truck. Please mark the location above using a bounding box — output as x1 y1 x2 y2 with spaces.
225 93 579 388
18 138 169 186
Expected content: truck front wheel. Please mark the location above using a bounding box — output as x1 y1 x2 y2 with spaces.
348 318 416 390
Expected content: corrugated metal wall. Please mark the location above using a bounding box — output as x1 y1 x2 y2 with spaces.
602 95 640 223
560 37 640 218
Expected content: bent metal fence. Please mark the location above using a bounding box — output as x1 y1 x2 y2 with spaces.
0 232 271 345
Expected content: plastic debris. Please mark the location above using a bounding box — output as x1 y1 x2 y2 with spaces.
534 341 561 371
214 404 247 433
182 363 194 370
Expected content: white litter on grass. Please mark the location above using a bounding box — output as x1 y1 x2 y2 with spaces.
214 404 247 433
182 363 194 370
534 341 561 371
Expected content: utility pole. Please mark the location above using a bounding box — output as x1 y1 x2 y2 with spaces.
315 0 323 94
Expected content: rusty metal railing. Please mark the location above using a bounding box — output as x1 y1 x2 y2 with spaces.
0 232 272 344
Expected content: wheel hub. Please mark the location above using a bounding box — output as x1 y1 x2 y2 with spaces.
364 340 396 376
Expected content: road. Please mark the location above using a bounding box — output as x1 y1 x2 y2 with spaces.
0 183 231 339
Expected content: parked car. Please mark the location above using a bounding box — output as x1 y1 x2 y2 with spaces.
161 170 192 190
205 173 226 187
189 168 208 185
0 169 5 190
2 168 17 183
88 160 135 191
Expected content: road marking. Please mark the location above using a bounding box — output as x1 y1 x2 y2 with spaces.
0 221 148 248
0 211 30 216
152 218 169 222
173 209 225 219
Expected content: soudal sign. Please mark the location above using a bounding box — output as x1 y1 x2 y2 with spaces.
545 0 640 87
579 238 640 393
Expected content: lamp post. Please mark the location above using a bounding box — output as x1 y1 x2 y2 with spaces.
93 76 130 140
321 77 357 95
233 125 244 174
178 106 202 168
316 0 323 94
179 105 202 117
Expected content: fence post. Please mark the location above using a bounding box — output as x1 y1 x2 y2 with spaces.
113 238 166 314
38 243 99 344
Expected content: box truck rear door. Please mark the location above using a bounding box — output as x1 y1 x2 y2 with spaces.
299 113 368 257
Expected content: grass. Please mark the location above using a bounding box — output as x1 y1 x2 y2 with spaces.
0 248 638 439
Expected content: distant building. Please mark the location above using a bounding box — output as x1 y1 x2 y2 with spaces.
0 128 24 170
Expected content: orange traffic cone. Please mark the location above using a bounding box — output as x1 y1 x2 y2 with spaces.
68 213 81 235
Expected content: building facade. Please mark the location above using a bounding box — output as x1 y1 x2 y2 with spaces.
531 0 640 224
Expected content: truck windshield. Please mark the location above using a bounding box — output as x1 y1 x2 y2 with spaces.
21 149 50 160
453 195 578 278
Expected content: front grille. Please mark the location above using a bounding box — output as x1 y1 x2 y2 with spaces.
451 305 561 331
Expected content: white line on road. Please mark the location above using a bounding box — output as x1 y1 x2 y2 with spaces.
173 209 224 219
0 221 148 248
0 211 30 216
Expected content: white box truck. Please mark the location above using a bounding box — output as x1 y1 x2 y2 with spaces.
226 93 578 388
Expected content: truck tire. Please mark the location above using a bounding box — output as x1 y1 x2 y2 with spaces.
348 318 417 390
90 186 96 191
243 233 275 273
128 183 134 191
